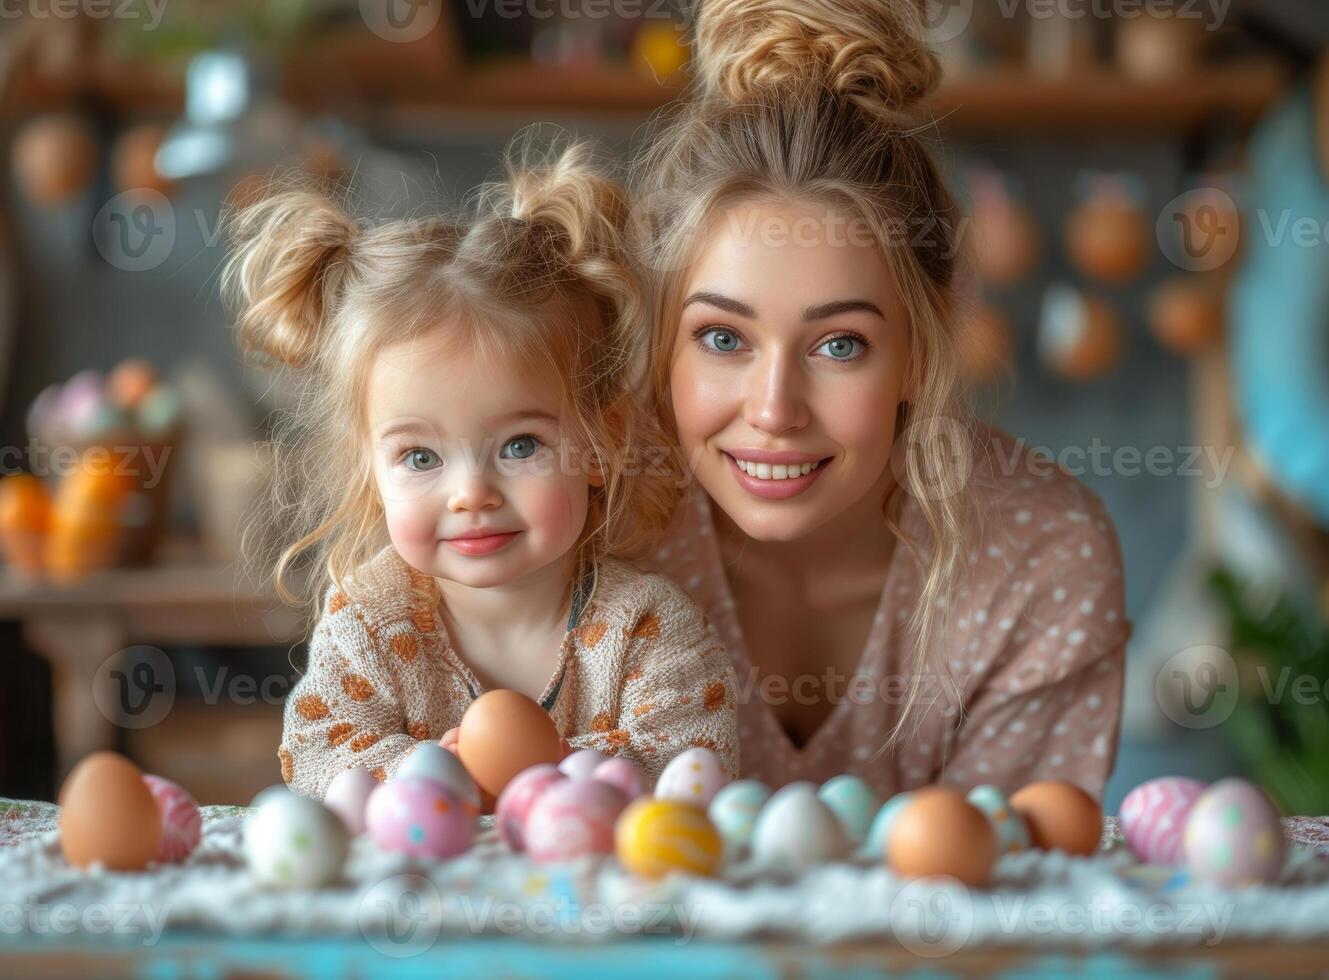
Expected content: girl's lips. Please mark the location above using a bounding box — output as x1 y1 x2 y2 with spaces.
723 452 830 500
444 531 521 556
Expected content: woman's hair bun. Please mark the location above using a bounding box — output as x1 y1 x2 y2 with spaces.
694 0 942 116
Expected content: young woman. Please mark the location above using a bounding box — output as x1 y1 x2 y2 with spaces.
634 0 1129 800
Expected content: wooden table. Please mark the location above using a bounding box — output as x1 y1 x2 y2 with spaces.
0 543 304 782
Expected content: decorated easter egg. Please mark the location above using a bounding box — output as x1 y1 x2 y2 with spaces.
1119 776 1206 865
1038 285 1123 381
559 748 610 781
457 690 564 798
592 757 647 800
106 358 158 410
751 782 847 870
525 779 629 862
967 784 1031 855
708 779 772 853
142 774 201 864
396 742 480 813
655 747 729 808
323 767 379 835
818 775 879 847
1182 779 1285 888
57 370 104 436
136 386 181 437
365 777 473 860
59 751 161 871
496 764 567 851
615 798 724 879
244 787 348 888
26 384 62 441
1011 781 1103 857
888 788 997 887
862 792 915 858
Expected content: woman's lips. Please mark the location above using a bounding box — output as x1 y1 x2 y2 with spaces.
723 452 830 500
444 531 521 556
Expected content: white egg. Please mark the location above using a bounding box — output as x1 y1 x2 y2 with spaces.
244 787 348 889
708 780 772 853
558 747 610 780
655 747 730 807
323 767 378 835
967 784 1030 855
861 792 915 858
751 782 847 870
395 742 480 811
818 775 879 846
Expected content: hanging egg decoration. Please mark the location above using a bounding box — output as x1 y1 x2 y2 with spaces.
1065 172 1151 283
1147 274 1225 356
13 114 98 206
968 166 1042 288
1038 283 1123 381
112 123 174 198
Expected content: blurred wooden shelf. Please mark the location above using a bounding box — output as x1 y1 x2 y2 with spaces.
4 52 1288 134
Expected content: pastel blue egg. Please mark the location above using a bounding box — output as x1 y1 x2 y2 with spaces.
707 779 772 852
967 784 1030 854
818 775 879 846
862 792 914 858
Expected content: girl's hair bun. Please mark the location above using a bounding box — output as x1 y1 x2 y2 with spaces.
225 190 360 370
694 0 942 116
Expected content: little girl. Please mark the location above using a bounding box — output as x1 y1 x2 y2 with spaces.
224 140 739 800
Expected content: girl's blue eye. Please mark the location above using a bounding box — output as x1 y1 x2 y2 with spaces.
819 335 865 360
404 448 440 471
502 436 541 460
700 328 742 353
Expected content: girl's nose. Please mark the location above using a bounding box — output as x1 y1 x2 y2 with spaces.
743 350 808 435
446 469 502 513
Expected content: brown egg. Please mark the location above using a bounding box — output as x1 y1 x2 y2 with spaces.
1010 780 1103 856
886 787 997 887
1066 199 1150 283
1147 275 1225 356
107 358 158 410
1039 286 1124 381
112 124 173 197
971 200 1042 287
457 690 564 798
59 751 161 870
13 114 98 205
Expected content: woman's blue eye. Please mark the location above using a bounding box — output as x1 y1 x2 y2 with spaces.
502 436 541 460
403 448 440 471
820 336 863 360
701 328 741 353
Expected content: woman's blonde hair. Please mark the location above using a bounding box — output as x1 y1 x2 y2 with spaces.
631 0 979 751
223 135 685 619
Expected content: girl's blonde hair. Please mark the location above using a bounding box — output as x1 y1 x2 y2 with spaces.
224 136 685 618
631 0 978 751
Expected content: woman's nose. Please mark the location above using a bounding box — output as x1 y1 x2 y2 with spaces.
446 468 502 513
743 351 808 435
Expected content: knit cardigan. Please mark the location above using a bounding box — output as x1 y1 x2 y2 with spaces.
278 545 739 799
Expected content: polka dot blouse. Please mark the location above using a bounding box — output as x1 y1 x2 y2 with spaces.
638 423 1131 803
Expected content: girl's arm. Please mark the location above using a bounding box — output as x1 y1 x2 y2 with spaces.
569 576 740 783
278 592 424 799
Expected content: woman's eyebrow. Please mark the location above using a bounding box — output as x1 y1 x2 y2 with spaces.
802 299 885 321
681 290 757 318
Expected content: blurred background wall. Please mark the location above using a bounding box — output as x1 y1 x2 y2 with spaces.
2 0 1328 811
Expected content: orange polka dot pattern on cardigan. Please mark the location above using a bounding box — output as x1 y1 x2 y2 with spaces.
278 548 740 799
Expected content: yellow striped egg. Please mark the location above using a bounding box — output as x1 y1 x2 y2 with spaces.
615 799 723 879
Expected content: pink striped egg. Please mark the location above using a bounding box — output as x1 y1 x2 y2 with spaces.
495 764 566 851
525 778 628 862
142 774 201 864
1119 776 1206 865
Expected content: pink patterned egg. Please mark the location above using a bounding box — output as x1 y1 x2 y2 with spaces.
559 748 610 780
495 764 566 851
525 778 628 862
1183 778 1286 887
1119 776 1206 864
593 758 647 800
142 774 201 864
655 747 729 807
365 777 473 859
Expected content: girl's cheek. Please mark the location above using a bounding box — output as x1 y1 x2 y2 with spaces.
382 496 439 557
